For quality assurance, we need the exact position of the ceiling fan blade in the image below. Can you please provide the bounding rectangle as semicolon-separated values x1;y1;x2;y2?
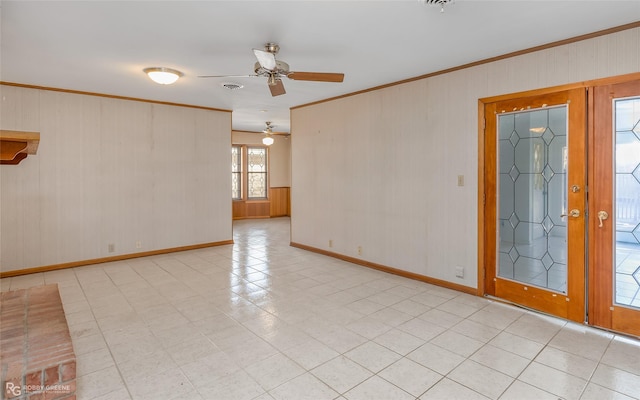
287;71;344;82
269;79;286;97
253;49;277;71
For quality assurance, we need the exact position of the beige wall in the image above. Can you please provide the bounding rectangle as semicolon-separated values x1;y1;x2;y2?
1;86;232;272
232;131;291;187
290;27;640;289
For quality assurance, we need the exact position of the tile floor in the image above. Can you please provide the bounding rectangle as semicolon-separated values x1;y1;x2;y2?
1;217;639;400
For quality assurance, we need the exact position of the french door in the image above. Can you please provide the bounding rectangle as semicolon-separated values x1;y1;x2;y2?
482;88;587;322
482;74;640;336
589;80;640;336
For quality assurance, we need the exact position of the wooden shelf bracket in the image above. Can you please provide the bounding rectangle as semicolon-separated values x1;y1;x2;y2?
1;130;40;165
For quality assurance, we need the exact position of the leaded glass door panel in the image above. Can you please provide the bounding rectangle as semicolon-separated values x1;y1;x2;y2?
498;106;569;292
483;88;586;322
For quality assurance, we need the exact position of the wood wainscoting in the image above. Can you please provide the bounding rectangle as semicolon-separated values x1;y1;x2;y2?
232;187;290;220
270;187;291;217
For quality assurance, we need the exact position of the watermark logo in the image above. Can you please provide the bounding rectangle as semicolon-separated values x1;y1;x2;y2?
5;382;21;397
5;382;72;397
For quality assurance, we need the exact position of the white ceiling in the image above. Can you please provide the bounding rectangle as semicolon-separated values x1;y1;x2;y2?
2;1;639;133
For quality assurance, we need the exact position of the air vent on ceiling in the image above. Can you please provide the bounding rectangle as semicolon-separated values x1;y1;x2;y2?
420;0;453;5
222;83;244;90
420;0;454;12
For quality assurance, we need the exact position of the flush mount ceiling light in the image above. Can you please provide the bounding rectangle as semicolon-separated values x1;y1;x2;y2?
143;67;183;85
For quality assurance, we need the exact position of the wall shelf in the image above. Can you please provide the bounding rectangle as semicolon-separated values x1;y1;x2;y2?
0;130;40;165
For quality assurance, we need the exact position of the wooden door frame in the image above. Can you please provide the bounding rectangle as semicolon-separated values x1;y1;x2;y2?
477;73;640;322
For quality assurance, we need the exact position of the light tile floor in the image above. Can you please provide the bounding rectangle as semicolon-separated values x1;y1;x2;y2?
2;217;640;400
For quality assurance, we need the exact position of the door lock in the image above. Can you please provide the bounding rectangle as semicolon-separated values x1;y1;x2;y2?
597;210;609;227
560;209;580;218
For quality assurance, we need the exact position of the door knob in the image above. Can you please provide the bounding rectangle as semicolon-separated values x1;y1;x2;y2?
597;210;609;227
560;209;580;218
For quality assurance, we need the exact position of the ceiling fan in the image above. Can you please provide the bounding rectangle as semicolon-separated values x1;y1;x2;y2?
261;121;291;145
199;42;345;97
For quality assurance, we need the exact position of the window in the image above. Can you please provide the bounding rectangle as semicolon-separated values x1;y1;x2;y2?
247;147;267;199
231;145;268;200
231;145;242;200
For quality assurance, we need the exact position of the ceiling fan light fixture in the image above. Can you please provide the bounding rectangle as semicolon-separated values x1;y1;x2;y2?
201;42;344;97
263;121;275;145
144;67;183;85
262;136;274;146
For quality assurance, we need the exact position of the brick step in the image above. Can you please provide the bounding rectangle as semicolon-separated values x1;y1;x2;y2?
1;284;76;399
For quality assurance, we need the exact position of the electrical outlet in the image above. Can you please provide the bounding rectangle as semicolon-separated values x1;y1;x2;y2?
108;243;115;253
455;266;464;278
357;246;362;256
457;175;465;187
329;239;333;248
136;241;142;249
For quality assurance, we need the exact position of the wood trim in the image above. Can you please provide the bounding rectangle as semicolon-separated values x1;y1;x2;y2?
480;72;640;104
566;87;588;323
233;130;290;136
0;82;232;113
293;22;640;110
587;83;603;327
290;242;478;296
481;101;498;296
477;99;486;296
0;240;233;278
